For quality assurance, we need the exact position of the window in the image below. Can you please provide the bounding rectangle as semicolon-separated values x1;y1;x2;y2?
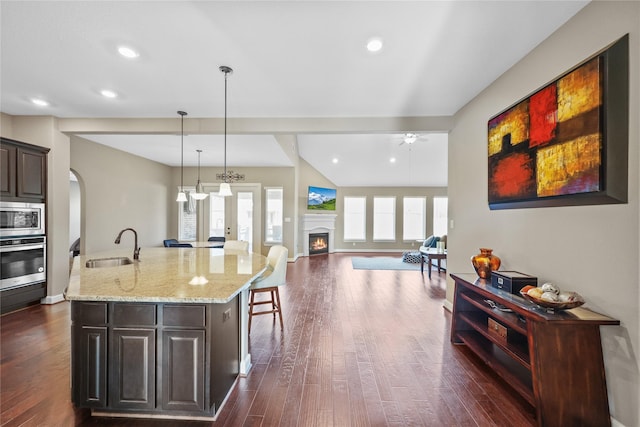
236;191;254;251
343;196;366;241
265;188;283;243
179;190;197;241
373;196;395;241
209;194;225;239
403;197;426;241
433;197;448;237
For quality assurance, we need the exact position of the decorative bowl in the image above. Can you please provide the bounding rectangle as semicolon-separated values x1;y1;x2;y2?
519;290;585;310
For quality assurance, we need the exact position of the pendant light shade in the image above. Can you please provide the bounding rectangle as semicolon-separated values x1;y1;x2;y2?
176;191;188;202
176;110;188;202
219;182;232;197
219;65;233;197
191;149;208;200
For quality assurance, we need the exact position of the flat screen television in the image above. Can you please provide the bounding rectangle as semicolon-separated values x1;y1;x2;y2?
307;186;336;211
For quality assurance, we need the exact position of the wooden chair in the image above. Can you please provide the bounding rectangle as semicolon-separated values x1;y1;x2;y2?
223;240;249;252
248;245;288;332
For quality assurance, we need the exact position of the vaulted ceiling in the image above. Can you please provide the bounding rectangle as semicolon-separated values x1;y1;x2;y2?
0;1;588;186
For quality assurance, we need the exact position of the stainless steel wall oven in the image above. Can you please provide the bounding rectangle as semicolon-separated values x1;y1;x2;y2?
0;236;46;290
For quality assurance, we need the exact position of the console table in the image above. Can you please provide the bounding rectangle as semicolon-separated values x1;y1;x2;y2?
450;273;619;427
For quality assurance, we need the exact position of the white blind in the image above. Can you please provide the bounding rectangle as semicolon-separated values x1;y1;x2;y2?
343;196;366;240
403;197;426;240
265;188;283;243
433;197;448;237
373;196;395;241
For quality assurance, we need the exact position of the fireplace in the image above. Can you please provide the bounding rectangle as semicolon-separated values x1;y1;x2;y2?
309;233;329;255
301;213;336;257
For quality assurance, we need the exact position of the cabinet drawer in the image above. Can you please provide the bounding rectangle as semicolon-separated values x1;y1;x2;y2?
163;305;206;327
488;318;507;341
72;302;108;325
113;303;156;326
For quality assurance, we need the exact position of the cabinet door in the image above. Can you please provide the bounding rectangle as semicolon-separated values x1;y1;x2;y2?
72;326;107;408
162;329;205;412
17;148;46;200
109;328;156;410
211;298;239;410
0;144;16;197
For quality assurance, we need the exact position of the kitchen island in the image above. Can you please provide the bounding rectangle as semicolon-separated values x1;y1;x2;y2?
66;247;268;421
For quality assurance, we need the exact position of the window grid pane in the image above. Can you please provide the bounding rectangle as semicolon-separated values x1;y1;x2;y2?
209;194;225;238
265;188;283;243
179;191;197;241
373;197;395;241
403;197;426;240
237;192;254;251
344;197;366;241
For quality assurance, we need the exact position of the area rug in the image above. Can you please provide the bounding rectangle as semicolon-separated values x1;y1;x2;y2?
351;256;421;271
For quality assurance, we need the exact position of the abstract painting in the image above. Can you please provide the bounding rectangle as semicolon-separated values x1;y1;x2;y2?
488;34;629;209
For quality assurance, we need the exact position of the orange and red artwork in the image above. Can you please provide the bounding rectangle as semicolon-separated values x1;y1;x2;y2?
488;56;603;207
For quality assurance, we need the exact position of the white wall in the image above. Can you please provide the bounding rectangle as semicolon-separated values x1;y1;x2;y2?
69;178;80;248
447;2;639;425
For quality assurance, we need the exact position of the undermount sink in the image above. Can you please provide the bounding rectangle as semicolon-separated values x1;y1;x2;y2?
85;257;133;268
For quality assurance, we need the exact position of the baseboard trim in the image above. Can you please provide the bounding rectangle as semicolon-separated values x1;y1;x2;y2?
240;353;252;376
611;417;625;427
41;294;65;305
333;249;405;254
443;300;453;312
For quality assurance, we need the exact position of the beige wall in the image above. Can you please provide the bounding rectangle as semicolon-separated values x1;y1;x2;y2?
70;135;172;254
297;158;448;253
334;186;447;252
447;2;639;425
168;164;297;258
0;114;70;300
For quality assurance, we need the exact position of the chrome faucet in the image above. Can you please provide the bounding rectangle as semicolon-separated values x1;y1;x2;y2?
114;228;140;260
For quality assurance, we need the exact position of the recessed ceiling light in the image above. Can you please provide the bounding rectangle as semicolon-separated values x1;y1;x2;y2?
118;46;139;59
366;38;383;53
100;89;118;98
31;98;49;107
390;157;396;163
332;158;339;164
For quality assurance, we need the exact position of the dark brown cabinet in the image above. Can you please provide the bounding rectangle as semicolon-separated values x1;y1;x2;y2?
71;299;240;419
450;273;619;427
0;137;48;201
162;329;205;411
74;326;108;408
110;328;156;410
71;302;109;408
0;143;16;197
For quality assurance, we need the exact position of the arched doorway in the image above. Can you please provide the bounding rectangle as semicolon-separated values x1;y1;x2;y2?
69;170;81;269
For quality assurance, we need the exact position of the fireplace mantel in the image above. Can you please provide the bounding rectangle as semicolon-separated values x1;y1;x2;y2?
302;214;337;256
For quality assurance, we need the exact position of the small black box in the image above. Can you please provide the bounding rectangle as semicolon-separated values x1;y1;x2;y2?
491;271;537;295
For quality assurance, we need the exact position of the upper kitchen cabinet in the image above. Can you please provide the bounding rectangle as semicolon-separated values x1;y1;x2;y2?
0;137;49;202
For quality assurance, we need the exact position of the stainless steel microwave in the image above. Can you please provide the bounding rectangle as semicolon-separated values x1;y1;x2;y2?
0;201;45;238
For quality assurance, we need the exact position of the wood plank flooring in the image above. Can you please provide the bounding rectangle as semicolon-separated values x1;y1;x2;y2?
1;253;536;426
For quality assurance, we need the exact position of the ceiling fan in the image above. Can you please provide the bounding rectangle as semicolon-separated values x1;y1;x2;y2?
397;133;429;146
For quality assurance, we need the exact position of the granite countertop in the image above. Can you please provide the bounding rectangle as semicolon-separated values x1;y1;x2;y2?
66;247;268;303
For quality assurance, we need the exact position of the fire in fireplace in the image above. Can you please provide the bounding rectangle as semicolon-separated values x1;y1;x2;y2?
309;232;329;255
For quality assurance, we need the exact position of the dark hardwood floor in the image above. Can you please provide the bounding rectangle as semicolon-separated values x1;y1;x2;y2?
1;253;536;426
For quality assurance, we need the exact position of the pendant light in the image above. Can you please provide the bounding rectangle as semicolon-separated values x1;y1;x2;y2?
191;149;208;200
176;110;188;202
218;65;233;197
